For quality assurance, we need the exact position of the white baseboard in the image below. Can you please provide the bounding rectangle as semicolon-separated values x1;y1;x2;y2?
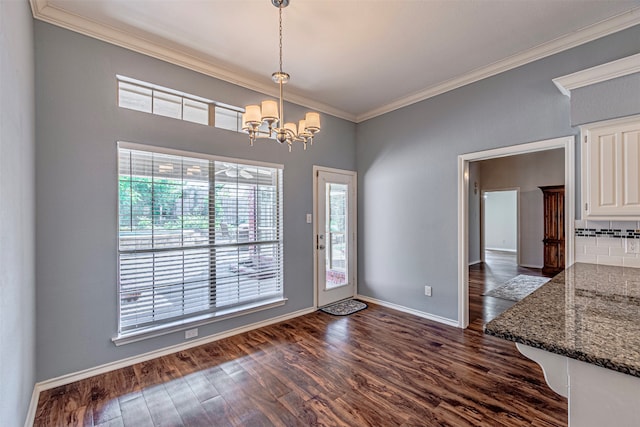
468;259;482;266
485;247;517;253
34;307;315;393
519;263;544;269
356;295;459;328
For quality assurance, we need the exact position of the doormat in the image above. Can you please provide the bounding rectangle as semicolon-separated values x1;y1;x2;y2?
320;299;368;316
482;275;550;302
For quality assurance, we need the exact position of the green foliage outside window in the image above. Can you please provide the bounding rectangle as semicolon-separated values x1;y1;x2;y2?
118;176;223;232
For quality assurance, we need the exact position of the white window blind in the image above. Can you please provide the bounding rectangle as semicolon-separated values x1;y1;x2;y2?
117;144;283;336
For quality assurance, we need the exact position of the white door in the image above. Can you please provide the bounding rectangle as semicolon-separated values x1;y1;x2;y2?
315;168;356;307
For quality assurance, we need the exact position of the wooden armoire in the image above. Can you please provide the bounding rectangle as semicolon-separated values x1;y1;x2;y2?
539;185;565;276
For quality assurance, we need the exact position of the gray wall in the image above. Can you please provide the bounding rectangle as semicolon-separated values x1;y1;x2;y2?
0;1;36;424
356;25;640;321
35;21;356;381
478;149;565;268
571;72;640;126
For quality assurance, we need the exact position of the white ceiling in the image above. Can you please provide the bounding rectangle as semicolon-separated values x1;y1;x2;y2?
31;0;640;122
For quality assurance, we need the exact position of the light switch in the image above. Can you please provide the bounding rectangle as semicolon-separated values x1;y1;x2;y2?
306;214;312;223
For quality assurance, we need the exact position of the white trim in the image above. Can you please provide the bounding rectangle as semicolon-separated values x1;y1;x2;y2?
553;53;640;97
519;263;545;269
28;0;356;122
23;385;40;427
117;141;283;170
457;136;576;329
313;166;358;308
112;298;287;346
579;112;640;130
312;168;319;309
468;259;482;266
34;307;315;393
356;8;640;122
458;155;470;328
312;165;359;176
485;247;517;253
29;0;639;123
356;295;459;328
565;137;577;269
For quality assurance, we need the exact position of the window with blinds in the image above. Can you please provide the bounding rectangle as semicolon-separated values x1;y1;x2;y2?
117;143;284;337
117;76;249;132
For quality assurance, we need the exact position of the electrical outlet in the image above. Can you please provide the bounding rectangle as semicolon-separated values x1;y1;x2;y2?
185;328;198;339
424;285;432;297
626;238;640;254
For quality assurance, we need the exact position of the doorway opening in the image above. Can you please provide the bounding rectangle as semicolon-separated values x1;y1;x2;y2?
483;189;519;266
457;136;575;328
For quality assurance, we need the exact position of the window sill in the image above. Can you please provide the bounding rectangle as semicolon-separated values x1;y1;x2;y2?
112;297;287;346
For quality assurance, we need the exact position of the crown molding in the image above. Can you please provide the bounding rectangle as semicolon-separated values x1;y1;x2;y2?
30;1;639;124
356;7;640;122
553;52;640;96
28;0;357;122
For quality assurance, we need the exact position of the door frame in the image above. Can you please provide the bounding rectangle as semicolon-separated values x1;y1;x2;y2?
313;165;358;308
457;136;575;328
481;188;520;265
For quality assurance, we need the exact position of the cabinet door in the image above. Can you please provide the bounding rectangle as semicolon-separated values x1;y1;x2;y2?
543;192;561;240
622;129;640;211
584;118;640;218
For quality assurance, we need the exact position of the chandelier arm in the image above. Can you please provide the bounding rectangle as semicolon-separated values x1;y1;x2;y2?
253;130;274;139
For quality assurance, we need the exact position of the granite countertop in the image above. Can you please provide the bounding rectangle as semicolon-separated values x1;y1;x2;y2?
484;263;640;377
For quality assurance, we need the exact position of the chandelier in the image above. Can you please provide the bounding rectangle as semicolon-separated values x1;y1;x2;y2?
242;0;321;152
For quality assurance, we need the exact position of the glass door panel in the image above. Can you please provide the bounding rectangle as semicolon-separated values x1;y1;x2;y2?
326;183;348;289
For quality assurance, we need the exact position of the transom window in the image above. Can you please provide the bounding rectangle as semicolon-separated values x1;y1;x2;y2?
117;76;244;132
117;76;276;138
116;142;284;340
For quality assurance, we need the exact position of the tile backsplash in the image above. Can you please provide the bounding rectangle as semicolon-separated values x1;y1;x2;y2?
575;220;640;267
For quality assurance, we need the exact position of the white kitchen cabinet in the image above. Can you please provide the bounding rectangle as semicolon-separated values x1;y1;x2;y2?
581;115;640;219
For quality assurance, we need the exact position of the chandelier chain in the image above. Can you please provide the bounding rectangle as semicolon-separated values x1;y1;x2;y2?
278;6;283;73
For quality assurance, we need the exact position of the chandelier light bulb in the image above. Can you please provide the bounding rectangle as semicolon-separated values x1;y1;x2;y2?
244;105;262;125
284;122;297;135
261;100;279;122
304;112;321;132
298;119;308;136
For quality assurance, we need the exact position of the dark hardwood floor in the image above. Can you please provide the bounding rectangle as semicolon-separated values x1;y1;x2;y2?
35;255;566;426
469;250;545;325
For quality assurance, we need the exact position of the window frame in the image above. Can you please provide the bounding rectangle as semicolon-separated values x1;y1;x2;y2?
113;141;286;346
